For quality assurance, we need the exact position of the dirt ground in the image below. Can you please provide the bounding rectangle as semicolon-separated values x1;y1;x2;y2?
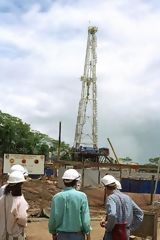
21;177;160;239
1;161;160;239
26;217;160;240
21;176;160;217
26;219;104;240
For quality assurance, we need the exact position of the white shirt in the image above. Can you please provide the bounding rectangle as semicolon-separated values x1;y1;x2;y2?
0;194;29;239
0;184;7;197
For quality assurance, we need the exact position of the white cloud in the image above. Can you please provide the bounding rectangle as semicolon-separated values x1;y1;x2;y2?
0;0;160;163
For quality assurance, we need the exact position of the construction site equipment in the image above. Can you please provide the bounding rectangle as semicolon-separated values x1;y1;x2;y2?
107;138;119;164
72;26;111;163
133;211;158;239
72;146;99;162
74;26;98;150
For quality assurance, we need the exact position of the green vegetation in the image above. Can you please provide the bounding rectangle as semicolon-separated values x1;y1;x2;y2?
119;157;133;163
148;157;160;165
0;110;70;160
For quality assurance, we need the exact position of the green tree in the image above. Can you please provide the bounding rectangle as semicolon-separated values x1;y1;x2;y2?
148;157;160;165
0;110;70;160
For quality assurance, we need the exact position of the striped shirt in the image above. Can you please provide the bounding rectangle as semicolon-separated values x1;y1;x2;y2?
104;190;143;240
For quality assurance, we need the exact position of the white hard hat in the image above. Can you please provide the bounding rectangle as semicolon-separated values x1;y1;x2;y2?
10;164;28;177
62;169;81;181
101;175;116;186
115;180;122;190
7;171;26;184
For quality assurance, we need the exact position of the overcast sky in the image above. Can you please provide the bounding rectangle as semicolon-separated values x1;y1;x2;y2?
0;0;160;163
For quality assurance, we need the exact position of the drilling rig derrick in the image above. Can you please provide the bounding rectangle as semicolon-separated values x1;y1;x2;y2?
71;27;117;163
73;26;99;161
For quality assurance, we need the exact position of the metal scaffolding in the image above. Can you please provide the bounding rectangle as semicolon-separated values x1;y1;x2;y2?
74;26;98;149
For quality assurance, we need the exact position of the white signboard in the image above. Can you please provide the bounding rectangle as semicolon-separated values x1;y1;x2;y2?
3;153;45;174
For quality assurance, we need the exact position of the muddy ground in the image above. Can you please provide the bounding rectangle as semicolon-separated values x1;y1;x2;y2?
1;163;160;239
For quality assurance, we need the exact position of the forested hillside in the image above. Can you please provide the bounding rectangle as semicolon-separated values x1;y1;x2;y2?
0;111;70;160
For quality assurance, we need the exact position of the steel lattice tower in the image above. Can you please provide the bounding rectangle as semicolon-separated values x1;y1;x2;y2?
74;26;98;149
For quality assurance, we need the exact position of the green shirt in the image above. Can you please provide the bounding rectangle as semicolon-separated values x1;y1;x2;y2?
48;187;91;234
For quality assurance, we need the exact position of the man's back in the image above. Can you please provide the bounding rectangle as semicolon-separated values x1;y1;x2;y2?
106;190;143;232
49;187;91;234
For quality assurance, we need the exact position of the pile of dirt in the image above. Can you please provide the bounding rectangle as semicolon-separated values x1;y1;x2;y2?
23;177;59;217
22;177;160;217
23;178;105;217
1;159;160;217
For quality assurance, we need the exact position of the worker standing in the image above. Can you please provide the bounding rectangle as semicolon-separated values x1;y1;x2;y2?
103;174;122;205
48;169;91;240
0;164;28;198
100;175;143;240
0;170;29;240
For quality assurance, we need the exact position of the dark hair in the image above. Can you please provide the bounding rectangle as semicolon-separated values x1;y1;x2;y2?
4;182;23;196
106;183;117;190
63;179;77;187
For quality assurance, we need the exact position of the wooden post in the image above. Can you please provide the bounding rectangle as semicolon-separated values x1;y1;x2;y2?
57;121;61;161
107;138;119;163
40;175;45;215
153;158;160;199
103;187;107;206
97;155;101;184
150;175;155;205
82;155;85;187
119;165;122;180
1;156;4;186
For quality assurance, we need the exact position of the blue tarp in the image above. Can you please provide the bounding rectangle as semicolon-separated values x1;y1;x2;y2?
121;178;160;193
44;167;54;176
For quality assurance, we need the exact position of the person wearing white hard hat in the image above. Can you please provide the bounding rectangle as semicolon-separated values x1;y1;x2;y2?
103;174;122;205
0;171;29;240
100;175;143;240
48;169;91;240
115;179;122;190
0;164;29;198
10;164;28;177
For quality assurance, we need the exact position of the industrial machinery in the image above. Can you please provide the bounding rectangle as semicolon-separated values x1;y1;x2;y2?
72;26;110;162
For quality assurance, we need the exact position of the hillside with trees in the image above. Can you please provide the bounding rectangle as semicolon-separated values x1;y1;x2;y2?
0;111;70;160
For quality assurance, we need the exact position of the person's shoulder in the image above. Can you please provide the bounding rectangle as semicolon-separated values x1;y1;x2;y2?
121;192;131;199
53;191;64;200
115;190;129;198
118;192;133;203
1;184;7;188
0;184;7;190
76;190;87;197
107;193;116;201
108;190;128;201
19;195;29;208
0;194;5;202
